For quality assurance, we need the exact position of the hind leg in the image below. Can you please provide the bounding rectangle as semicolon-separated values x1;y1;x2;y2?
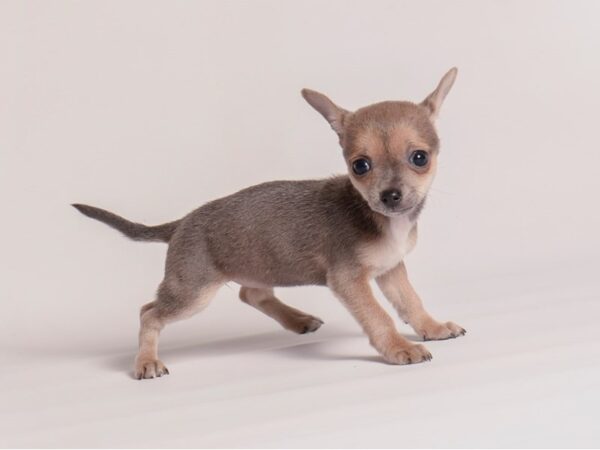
239;286;324;334
135;279;223;379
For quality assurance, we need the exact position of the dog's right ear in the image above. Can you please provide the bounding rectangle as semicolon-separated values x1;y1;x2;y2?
301;89;350;138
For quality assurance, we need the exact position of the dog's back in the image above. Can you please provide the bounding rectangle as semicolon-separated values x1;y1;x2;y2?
169;176;382;287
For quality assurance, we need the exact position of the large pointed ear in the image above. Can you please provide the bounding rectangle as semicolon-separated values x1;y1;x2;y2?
421;67;458;120
301;88;350;137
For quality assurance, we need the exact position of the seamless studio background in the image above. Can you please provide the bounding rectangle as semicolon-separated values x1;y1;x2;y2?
1;0;600;447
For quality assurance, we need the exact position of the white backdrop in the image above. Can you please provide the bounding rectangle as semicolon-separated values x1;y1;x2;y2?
1;1;600;447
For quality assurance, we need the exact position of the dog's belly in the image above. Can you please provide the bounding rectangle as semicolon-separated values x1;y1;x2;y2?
230;271;327;288
225;254;329;288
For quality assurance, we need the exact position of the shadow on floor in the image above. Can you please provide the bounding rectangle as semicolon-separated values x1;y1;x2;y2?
11;324;421;378
104;325;421;378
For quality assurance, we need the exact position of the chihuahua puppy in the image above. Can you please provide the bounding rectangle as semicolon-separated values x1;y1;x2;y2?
74;68;464;379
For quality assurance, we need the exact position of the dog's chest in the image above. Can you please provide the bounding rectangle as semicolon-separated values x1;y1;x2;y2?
359;217;416;277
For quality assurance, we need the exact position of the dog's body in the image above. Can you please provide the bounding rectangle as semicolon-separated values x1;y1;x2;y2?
74;68;465;379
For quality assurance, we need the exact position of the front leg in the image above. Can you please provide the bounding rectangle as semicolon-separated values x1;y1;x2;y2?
328;269;431;364
376;262;466;341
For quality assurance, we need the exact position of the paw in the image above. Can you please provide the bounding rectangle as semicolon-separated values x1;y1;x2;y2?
381;342;432;365
419;320;466;341
134;358;169;380
284;314;324;334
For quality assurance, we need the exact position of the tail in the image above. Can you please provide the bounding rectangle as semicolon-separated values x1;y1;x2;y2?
72;203;180;243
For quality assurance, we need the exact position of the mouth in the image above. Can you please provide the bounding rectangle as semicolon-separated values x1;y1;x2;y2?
369;203;415;218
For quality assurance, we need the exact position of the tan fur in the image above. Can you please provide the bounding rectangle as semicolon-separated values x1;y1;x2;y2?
239;286;324;334
134;282;222;379
328;267;432;364
421;67;458;120
376;262;465;340
343;118;439;217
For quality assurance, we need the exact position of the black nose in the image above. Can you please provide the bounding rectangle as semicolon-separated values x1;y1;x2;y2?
380;189;402;206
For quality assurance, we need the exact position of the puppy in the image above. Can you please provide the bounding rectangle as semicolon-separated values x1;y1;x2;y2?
74;68;465;379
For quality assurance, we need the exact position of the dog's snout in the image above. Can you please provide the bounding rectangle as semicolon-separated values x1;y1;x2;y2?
380;189;402;207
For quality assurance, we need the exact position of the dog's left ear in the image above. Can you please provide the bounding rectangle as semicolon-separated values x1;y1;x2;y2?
421;67;458;120
301;89;350;138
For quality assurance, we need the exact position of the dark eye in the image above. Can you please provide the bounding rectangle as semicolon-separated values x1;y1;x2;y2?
352;158;371;175
410;150;429;168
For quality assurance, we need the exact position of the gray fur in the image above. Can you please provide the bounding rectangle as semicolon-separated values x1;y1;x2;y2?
74;177;389;287
72;203;179;243
173;176;383;287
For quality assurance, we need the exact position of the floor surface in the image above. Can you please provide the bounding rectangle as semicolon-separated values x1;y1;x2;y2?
2;261;599;448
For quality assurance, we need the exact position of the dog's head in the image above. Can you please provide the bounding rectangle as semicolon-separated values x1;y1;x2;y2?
302;68;457;218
